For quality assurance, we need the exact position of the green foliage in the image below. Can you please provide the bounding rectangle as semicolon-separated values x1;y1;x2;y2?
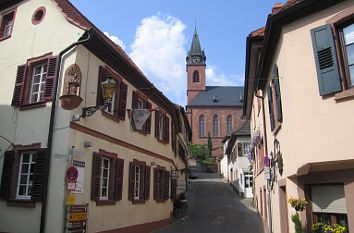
188;144;207;162
312;223;348;233
204;132;214;165
291;213;304;233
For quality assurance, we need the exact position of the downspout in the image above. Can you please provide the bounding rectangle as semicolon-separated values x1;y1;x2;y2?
40;30;91;233
255;91;273;233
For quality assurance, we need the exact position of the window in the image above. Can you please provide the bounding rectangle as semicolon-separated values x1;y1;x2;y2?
213;115;219;137
132;90;151;133
0;144;47;203
155;110;169;143
91;150;124;204
227;115;232;134
128;160;150;202
342;23;354;87
193;70;199;83
153;167;169;201
199;115;205;137
97;66;128;121
31;7;46;25
11;54;59;107
0;9;16;40
243;143;250;156
267;64;282;132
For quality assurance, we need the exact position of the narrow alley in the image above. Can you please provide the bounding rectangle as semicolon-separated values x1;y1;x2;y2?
154;173;264;233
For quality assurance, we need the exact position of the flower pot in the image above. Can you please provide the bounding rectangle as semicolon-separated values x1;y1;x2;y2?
60;94;83;110
295;206;304;211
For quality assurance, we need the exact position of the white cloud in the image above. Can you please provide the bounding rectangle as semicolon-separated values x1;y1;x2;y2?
104;32;126;50
129;13;187;105
206;66;244;86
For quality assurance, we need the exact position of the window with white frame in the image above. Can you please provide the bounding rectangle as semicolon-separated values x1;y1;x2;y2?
243;143;250;156
100;158;110;199
134;164;141;200
30;63;47;103
16;152;35;200
0;10;16;39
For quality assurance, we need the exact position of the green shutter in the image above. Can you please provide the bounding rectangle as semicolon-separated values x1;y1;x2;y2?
267;85;275;131
311;24;342;96
273;64;283;122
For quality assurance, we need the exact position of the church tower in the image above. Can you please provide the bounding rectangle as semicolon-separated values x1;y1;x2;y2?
186;27;206;105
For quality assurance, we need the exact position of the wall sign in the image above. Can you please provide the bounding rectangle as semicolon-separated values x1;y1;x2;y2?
66;166;79;182
72;160;85;193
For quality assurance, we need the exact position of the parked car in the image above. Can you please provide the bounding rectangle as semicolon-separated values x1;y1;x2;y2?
189;168;198;179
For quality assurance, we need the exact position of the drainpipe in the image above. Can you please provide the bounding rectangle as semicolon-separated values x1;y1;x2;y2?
255;91;272;233
40;30;91;233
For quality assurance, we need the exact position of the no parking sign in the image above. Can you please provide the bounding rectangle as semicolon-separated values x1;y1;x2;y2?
66;166;79;182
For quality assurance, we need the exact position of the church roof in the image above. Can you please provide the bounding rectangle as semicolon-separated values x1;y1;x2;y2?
186;27;206;65
188;86;244;107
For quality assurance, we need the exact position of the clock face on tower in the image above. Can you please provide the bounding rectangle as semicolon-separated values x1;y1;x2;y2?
192;56;201;64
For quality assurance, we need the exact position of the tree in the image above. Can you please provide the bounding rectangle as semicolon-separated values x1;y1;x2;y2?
204;132;214;165
188;144;207;162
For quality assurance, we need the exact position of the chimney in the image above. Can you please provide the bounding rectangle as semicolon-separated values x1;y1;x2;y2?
272;2;283;14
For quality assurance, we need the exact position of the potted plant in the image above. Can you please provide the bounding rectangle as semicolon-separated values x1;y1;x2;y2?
312;223;348;233
288;196;309;211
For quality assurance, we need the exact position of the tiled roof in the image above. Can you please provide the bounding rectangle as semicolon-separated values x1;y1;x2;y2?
250;27;265;37
188;86;244;107
234;120;250;136
271;0;303;15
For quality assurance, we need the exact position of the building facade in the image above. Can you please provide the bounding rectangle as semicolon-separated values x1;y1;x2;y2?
186;29;244;168
244;1;354;232
0;1;191;233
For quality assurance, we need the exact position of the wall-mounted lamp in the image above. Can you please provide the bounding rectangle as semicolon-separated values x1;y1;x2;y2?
82;77;117;118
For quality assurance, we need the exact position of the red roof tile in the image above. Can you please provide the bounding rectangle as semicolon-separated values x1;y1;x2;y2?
250;27;265;37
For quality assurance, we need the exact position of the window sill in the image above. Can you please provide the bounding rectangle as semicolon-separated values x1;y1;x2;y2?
0;35;11;42
19;101;47;110
334;88;354;101
7;199;36;207
155;199;167;203
132;199;145;204
101;110;120;123
95;199;115;206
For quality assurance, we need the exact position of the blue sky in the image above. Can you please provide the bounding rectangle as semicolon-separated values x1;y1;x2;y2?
70;0;283;105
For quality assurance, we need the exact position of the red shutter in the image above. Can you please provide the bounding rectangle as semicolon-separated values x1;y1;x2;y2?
32;149;48;201
139;164;145;201
145;102;152;134
153;168;158;200
11;65;27;106
237;142;242;157
164;171;170;200
155;111;160;139
118;82;128;120
108;158;116;201
91;153;101;201
44;56;59;101
0;151;15;199
115;158;124;201
145;166;151;200
128;162;135;201
164;116;170;143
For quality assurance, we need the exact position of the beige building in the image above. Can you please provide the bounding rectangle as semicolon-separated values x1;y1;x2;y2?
244;1;354;233
0;0;191;233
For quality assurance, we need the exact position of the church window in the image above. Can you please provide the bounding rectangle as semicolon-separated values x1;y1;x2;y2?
213;115;219;137
227;115;232;134
193;70;199;83
199;115;205;137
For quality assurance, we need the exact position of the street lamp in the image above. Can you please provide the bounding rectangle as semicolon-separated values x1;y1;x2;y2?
82;77;117;118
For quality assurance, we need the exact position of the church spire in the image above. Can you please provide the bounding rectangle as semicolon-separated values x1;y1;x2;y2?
186;25;206;65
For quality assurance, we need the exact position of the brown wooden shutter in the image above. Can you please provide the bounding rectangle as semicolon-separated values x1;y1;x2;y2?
164;116;170;143
44;56;59;101
118;82;128;120
237;142;242;157
0;151;15;199
171;179;177;200
139;165;145;201
128;162;135;201
155;111;160;139
132;91;138;109
171;121;176;153
115;158;124;201
11;65;27;106
145;166;151;200
164;171;170;200
91;153;101;201
145;102;152;134
113;81;121;118
32;149;48;201
108;158;116;201
153;168;158;200
96;67;106;106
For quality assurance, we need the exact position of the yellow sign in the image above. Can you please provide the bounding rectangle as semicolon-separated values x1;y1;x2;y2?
68;213;88;221
65;194;75;205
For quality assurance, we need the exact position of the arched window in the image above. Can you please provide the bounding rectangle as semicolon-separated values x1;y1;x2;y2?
213;115;219;137
193;70;199;83
227;115;232;134
199;115;205;137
